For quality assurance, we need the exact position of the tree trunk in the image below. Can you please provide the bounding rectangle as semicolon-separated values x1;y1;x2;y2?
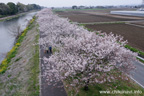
84;79;89;91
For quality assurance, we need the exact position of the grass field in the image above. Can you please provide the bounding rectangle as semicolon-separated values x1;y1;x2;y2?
64;78;144;96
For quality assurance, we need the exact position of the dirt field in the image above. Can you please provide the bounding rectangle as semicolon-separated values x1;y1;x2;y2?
55;9;144;52
85;23;144;52
130;22;144;26
55;9;144;23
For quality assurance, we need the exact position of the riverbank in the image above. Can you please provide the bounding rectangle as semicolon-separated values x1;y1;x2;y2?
0;17;40;95
0;10;38;22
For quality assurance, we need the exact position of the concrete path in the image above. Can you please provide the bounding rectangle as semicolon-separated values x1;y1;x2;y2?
39;33;67;96
130;61;144;88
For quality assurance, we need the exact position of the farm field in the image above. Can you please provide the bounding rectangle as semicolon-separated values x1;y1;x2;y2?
130;22;144;26
85;23;144;52
55;9;144;52
56;9;144;23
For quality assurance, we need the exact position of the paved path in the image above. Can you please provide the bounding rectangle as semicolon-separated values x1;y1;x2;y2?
130;61;144;88
40;33;67;96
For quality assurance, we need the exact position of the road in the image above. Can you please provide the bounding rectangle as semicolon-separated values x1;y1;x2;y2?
130;61;144;88
39;33;67;96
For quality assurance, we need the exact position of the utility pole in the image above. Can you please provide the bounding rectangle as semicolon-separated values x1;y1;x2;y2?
141;0;144;10
142;0;144;7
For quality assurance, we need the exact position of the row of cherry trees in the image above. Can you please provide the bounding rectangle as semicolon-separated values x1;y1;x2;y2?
37;9;137;91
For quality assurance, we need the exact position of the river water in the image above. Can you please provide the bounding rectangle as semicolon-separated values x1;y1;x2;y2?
0;12;36;63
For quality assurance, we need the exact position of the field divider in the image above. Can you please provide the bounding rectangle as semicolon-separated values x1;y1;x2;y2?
78;21;125;25
126;23;144;28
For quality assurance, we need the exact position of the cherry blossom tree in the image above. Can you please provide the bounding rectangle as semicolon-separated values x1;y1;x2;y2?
37;9;137;92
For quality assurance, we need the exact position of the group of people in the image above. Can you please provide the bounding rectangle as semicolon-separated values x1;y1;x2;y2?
45;46;52;54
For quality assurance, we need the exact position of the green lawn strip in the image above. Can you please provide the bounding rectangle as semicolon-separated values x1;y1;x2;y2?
14;57;22;62
125;45;144;64
27;26;40;96
64;74;144;96
79;22;125;25
136;57;144;64
53;8;107;12
0;16;36;74
125;45;144;57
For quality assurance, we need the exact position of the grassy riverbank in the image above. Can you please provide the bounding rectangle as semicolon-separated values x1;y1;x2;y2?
0;10;38;22
0;13;25;22
0;17;40;96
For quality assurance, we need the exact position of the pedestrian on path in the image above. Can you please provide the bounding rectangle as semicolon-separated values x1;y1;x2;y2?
49;46;52;54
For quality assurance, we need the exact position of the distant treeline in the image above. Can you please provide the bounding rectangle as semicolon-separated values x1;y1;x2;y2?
0;2;41;16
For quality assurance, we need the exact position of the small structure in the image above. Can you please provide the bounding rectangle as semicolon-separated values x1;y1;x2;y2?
139;0;144;11
110;0;144;17
110;11;144;17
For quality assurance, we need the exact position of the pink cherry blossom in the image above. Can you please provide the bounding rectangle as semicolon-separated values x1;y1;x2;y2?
37;9;137;89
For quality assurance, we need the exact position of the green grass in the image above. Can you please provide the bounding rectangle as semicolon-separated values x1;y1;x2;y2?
65;79;144;96
0;15;6;18
27;26;40;96
53;8;106;12
15;57;22;62
93;22;125;25
52;47;60;53
63;70;144;96
125;45;144;57
79;22;125;26
137;57;144;64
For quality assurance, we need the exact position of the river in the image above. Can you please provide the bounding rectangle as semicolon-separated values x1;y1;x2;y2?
0;12;36;63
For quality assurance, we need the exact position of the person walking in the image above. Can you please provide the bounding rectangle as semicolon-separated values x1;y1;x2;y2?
49;46;52;54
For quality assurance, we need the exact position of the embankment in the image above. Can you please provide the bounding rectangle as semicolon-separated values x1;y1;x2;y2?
0;17;40;96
